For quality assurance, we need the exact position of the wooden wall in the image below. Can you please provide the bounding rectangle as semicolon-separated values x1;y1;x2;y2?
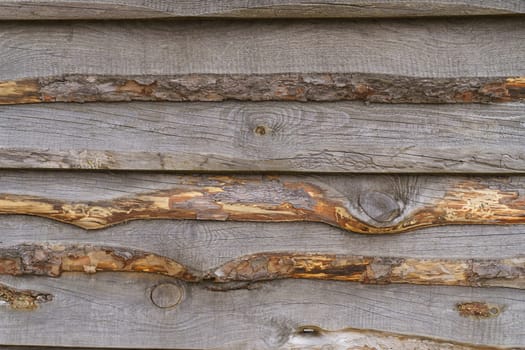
0;1;524;349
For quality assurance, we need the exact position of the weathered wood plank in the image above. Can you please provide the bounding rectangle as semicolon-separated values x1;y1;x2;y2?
0;0;523;20
1;172;524;234
1;102;524;173
2;74;524;104
1;243;522;289
0;274;522;348
0;18;523;82
2;216;524;269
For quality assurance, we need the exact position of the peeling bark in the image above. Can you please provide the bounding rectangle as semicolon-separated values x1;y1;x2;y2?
0;282;52;310
456;302;502;319
286;326;519;350
0;244;522;289
210;253;525;289
0;74;523;105
0;244;198;281
0;176;524;234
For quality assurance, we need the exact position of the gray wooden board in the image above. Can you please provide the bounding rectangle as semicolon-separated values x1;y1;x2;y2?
0;274;523;348
0;17;524;80
1;102;525;173
3;170;525;231
0;215;524;272
0;0;523;20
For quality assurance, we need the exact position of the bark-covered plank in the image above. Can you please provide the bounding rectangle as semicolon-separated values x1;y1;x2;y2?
1;102;524;173
0;171;525;234
0;18;523;83
0;0;523;20
0;243;522;289
1;74;524;104
0;274;522;348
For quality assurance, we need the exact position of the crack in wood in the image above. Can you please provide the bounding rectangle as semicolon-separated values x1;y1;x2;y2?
0;74;523;105
0;176;524;234
0;244;522;289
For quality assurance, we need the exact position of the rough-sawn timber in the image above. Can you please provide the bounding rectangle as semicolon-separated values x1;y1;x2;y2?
2;101;524;173
1;174;524;233
0;243;522;289
0;0;524;20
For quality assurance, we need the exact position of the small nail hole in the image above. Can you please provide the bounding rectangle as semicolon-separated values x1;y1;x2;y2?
298;326;320;336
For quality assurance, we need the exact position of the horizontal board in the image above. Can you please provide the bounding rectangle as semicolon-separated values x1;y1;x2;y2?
0;242;522;289
0;274;523;348
1;102;525;172
1;216;524;268
0;18;524;82
2;74;524;104
1;171;525;234
0;0;523;20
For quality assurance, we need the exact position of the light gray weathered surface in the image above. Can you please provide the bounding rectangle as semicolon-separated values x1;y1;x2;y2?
1;102;524;173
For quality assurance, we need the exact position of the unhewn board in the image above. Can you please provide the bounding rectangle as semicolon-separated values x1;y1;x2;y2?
0;18;524;81
2;75;524;105
0;0;523;20
0;274;523;348
1;102;524;172
1;171;525;234
1;243;522;289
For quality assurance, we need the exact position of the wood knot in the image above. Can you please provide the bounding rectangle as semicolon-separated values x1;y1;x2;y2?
150;283;183;309
358;191;402;223
254;125;268;136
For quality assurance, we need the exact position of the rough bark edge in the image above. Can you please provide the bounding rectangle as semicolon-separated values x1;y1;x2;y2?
0;1;523;20
1;74;523;105
0;176;524;234
0;282;52;310
0;244;523;289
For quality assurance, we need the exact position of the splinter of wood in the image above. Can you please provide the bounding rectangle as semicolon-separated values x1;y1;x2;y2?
0;175;524;234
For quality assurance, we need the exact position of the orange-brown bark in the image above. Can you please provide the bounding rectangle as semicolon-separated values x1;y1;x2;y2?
0;176;524;234
0;74;523;105
0;282;52;310
0;244;522;289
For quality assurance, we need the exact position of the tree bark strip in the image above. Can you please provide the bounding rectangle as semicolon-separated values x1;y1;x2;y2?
1;74;524;105
0;244;523;289
1;175;524;233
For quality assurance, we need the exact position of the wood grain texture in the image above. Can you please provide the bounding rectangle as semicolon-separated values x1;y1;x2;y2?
0;243;522;289
0;0;523;20
1;18;524;81
1;215;524;269
2;74;524;105
1;172;524;234
0;274;523;348
1;102;524;173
